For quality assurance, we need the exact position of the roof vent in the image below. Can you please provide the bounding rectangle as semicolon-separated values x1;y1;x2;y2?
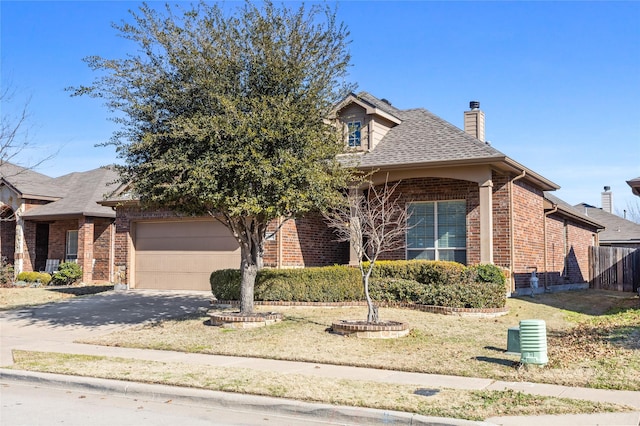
469;101;480;110
381;98;392;106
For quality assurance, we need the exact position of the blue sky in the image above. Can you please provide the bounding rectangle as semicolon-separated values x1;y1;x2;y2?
2;1;639;214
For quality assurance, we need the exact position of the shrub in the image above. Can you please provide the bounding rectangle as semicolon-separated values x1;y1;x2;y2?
210;269;242;300
369;260;467;286
51;262;83;286
468;263;506;286
0;258;14;288
15;271;52;286
256;266;362;302
211;266;362;302
209;261;506;308
369;277;424;303
370;260;505;308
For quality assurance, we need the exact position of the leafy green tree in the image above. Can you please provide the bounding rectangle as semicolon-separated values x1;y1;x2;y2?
72;1;354;314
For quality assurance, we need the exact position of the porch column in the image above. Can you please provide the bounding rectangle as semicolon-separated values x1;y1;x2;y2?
479;179;494;264
78;217;94;282
13;208;25;274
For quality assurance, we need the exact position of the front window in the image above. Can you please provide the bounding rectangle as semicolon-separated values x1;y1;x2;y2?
66;230;78;262
406;200;467;263
347;121;361;147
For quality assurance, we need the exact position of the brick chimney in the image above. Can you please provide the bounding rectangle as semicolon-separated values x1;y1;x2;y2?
601;186;613;213
464;101;485;142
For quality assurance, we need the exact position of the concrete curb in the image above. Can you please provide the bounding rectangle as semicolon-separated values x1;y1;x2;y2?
0;369;494;426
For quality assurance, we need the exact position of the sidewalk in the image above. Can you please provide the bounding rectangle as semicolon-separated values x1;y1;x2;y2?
1;291;639;425
2;341;639;426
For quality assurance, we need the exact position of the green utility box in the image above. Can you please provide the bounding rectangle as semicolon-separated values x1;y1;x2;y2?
519;319;548;365
506;326;520;354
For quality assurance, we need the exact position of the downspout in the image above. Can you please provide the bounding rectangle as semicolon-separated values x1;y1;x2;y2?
509;170;526;292
543;203;558;291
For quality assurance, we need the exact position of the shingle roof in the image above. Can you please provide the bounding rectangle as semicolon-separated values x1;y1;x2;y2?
359;107;505;168
544;193;604;229
0;162;62;200
1;162;119;219
574;203;640;243
22;167;119;219
344;92;559;191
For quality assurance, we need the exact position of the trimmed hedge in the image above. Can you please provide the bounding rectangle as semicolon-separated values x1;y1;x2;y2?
16;271;52;286
210;261;507;308
211;266;362;302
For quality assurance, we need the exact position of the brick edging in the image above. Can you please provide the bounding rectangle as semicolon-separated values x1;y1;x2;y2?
212;300;509;318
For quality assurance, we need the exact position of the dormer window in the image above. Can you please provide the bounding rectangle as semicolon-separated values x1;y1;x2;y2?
347;121;361;147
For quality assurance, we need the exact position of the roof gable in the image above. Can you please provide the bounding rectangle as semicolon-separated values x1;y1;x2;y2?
19;167;119;219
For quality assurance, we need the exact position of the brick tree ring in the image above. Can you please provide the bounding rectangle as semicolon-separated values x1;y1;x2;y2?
209;312;283;329
331;320;410;339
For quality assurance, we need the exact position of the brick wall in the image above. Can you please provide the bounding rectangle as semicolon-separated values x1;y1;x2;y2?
93;218;113;281
492;173;511;268
511;180;545;288
370;177;481;263
48;219;78;261
271;214;349;267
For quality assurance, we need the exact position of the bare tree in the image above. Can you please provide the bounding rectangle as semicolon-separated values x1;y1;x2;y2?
1;85;56;221
0;86;31;170
324;179;411;323
618;200;640;224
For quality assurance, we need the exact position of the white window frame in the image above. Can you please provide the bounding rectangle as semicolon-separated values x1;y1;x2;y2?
347;121;361;147
406;200;467;264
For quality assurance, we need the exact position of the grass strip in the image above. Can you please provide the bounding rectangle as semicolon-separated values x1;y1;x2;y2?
9;350;632;421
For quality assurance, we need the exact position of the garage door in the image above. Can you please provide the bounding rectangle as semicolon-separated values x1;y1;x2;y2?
134;220;240;291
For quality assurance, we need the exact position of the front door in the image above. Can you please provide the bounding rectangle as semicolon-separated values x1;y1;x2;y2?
35;223;49;272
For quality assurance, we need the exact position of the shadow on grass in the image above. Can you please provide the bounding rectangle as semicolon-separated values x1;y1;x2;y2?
511;289;639;316
474;356;518;367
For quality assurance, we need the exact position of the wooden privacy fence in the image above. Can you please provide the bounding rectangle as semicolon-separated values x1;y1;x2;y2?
589;246;640;292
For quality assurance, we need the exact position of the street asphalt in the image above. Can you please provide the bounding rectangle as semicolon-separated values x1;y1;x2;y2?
1;289;638;426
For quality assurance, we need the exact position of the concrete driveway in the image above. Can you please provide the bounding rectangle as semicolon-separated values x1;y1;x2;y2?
0;290;212;366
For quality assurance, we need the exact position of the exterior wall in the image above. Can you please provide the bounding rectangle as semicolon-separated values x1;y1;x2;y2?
492;173;511;269
511;180;545;288
373;177;481;263
93;219;113;281
338;104;397;152
268;214;349;267
544;214;595;286
48;219;78;261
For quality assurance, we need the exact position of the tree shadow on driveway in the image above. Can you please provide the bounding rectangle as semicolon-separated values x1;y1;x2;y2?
0;290;211;330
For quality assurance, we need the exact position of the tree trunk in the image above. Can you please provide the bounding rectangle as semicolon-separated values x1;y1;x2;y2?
363;272;379;323
239;245;259;315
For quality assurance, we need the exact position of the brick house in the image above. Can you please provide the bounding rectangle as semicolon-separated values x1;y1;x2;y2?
104;92;604;292
0;163;118;283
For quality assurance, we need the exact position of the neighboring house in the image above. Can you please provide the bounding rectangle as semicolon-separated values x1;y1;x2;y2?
628;177;640;197
575;202;640;249
104;92;604;292
0;163;118;282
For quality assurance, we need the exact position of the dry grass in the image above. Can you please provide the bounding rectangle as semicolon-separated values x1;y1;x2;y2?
0;285;113;311
9;350;631;421
81;289;640;390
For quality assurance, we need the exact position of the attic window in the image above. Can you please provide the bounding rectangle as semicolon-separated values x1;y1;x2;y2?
347;121;361;147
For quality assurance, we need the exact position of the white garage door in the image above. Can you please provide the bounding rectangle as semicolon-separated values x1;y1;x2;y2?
134;220;240;291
